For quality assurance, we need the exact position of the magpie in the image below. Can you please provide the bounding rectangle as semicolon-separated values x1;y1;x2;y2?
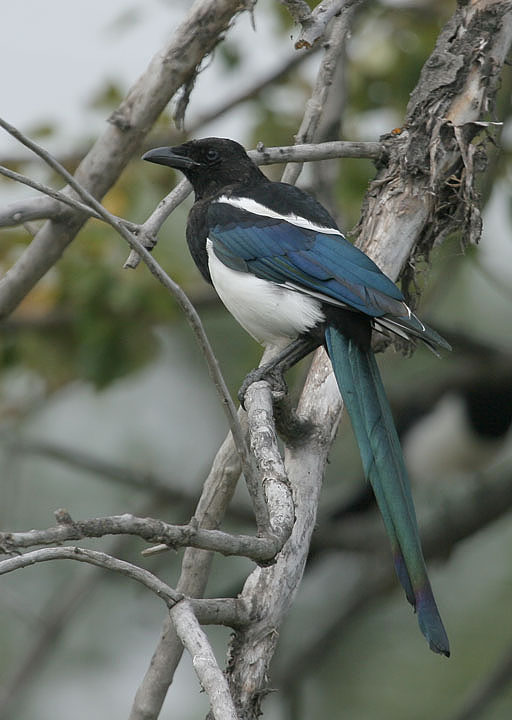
142;137;450;656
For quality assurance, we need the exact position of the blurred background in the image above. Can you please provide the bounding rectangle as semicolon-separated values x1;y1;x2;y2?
1;0;512;718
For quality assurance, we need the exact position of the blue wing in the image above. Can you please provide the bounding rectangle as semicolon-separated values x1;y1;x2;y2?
207;200;406;319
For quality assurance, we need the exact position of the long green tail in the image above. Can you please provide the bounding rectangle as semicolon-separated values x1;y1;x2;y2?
325;326;450;656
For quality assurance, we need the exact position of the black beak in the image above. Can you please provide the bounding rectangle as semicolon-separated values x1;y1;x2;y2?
142;146;201;169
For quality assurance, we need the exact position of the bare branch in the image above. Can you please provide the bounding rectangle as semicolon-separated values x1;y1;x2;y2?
0;163;138;232
129;421;245;720
356;0;512;279
292;0;356;50
253;139;382;163
282;6;360;184
171;600;239;720
244;381;294;545
278;0;312;25
0;512;283;564
0;0;248;321
136;383;294;557
0;195;60;228
226;350;342;718
0;546;183;605
0;545;250;632
123;177;191;268
0;118;254;492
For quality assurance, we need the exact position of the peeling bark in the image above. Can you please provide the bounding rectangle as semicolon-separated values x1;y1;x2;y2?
356;0;512;288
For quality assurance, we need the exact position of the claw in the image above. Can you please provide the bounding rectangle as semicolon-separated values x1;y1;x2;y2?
238;366;288;408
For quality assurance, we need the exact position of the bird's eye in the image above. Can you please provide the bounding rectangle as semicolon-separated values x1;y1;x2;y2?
206;148;219;163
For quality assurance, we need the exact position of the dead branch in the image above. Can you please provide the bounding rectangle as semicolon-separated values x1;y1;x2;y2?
0;0;247;320
0;511;283;564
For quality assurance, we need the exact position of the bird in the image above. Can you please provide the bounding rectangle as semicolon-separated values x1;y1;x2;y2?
142;137;450;656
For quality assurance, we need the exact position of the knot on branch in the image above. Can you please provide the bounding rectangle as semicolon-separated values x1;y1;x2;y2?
108;107;134;132
55;508;75;526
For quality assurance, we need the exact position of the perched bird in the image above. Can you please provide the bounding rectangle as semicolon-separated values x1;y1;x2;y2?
143;137;450;656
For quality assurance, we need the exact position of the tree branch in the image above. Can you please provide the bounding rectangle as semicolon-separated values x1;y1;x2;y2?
0;512;284;564
129;420;245;720
171;600;240;720
226;350;342;718
281;6;361;184
0;163;138;231
0;117;253;497
0;0;247;321
244;381;295;544
0;194;61;228
0;545;251;631
356;0;512;280
290;0;357;50
0;546;183;604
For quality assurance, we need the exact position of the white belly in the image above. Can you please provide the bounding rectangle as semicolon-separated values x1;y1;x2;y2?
207;240;324;350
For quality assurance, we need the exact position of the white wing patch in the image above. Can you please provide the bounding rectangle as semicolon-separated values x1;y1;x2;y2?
206;239;324;349
214;195;343;236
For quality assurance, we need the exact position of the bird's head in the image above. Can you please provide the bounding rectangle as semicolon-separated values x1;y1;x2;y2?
142;137;267;200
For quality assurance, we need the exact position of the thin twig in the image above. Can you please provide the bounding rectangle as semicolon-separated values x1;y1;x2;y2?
123;177;191;268
0;116;252;491
0;545;251;631
0;547;183;604
0;164;139;231
282;8;359;184
129;421;245;720
0;512;283;563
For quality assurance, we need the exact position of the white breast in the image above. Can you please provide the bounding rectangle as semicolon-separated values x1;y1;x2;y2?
207;239;324;350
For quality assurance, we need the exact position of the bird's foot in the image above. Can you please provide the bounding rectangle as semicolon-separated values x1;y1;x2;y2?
238;364;288;408
239;365;313;443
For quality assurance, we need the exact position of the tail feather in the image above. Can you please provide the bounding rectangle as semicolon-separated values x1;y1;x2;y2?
374;313;452;355
325;326;450;657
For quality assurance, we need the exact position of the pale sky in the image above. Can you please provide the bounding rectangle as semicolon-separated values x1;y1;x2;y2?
0;0;293;157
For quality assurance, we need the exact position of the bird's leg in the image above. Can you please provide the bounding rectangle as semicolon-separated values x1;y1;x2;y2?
238;336;320;408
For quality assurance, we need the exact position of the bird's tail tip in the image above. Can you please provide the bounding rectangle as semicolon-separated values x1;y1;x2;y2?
416;590;451;657
394;553;451;657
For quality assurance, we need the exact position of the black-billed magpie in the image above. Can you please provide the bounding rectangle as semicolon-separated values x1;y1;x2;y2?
143;137;450;656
